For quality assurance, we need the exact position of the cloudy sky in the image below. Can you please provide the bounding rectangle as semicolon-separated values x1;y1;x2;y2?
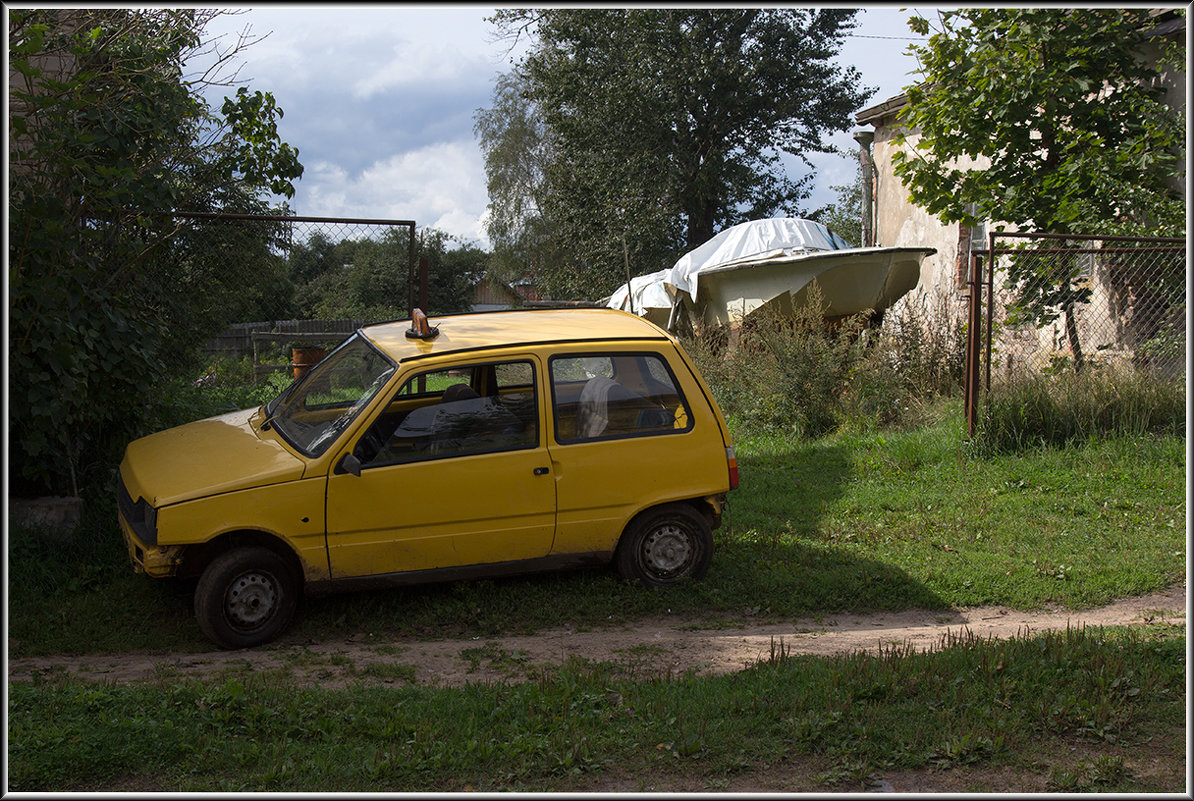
192;6;930;248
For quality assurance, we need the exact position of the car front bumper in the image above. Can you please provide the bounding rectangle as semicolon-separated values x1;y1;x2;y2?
119;515;184;578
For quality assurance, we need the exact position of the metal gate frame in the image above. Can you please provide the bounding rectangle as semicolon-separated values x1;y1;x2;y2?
168;211;420;318
962;230;1186;436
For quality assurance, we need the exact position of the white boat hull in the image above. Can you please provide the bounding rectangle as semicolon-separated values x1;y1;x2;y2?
691;246;934;326
603;219;936;331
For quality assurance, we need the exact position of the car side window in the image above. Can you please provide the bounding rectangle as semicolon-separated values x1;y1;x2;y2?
356;360;539;466
550;353;692;442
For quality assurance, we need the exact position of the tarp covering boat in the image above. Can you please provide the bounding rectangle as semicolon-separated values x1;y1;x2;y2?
606;218;935;329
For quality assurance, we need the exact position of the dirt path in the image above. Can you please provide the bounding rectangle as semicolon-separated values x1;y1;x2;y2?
9;586;1185;688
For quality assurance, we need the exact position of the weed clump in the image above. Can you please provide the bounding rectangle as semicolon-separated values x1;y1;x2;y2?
975;365;1186;451
686;285;965;439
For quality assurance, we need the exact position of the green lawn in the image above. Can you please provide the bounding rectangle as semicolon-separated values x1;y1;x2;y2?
8;403;1185;656
8;404;1186;792
8;625;1185;792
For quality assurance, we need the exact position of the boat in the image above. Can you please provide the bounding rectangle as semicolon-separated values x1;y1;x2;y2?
605;218;936;330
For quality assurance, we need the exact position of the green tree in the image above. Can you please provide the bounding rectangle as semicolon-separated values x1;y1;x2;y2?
818;158;864;248
156;211;296;328
288;230;340;286
294;228;476;321
418;230;486;316
473;72;560;288
297;231;408;321
893;8;1185;372
483;9;871;299
9;9;304;495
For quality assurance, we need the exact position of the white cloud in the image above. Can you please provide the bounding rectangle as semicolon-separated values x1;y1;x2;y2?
201;7;507;95
298;141;490;247
191;6;923;252
352;41;492;99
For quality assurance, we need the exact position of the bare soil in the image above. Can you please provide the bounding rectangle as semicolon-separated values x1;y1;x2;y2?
9;585;1185;689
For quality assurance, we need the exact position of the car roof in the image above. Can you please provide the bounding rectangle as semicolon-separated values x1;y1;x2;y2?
361;308;673;362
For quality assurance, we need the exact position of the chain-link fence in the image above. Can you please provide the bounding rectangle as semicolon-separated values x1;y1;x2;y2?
983;232;1186;383
165;210;416;326
159;212;416;374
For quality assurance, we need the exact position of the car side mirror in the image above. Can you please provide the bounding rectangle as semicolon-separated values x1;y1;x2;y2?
337;452;362;477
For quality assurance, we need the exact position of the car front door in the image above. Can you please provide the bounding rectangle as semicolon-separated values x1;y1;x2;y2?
324;358;556;579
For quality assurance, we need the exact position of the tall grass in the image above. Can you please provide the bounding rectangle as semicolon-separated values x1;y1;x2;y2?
976;366;1186;451
685;287;966;438
686;287;1182;451
872;292;968;401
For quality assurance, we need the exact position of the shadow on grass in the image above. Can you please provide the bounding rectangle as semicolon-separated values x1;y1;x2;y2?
289;440;949;641
10;441;947;656
731;438;852;537
713;439;949;614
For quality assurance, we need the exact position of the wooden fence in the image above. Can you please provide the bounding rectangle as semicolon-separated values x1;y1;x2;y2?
203;319;368;358
203;319;374;381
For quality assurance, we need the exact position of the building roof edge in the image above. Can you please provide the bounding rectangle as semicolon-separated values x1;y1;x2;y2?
854;92;910;126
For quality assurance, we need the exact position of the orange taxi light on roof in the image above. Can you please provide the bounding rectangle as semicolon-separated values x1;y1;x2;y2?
405;308;439;340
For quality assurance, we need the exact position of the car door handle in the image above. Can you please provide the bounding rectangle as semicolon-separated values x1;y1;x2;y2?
533;467;550;476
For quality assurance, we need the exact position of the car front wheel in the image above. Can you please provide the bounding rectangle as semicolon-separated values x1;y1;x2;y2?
194;547;298;649
616;503;713;587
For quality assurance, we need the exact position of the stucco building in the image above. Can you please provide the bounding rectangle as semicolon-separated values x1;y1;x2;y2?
850;10;1186;377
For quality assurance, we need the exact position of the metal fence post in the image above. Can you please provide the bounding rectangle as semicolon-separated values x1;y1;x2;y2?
964;253;983;437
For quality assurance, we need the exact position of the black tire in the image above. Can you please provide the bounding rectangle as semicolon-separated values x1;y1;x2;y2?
194;547;298;649
615;503;713;587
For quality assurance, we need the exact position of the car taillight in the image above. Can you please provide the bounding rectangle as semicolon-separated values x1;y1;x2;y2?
726;446;739;490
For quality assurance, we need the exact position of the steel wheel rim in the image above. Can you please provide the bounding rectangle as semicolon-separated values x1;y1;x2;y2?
225;571;278;630
641;523;694;577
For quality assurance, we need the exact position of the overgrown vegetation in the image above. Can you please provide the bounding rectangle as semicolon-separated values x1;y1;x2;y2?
8;625;1185;791
8;9;303;497
975;366;1186;452
688;287;966;438
684;282;1183;449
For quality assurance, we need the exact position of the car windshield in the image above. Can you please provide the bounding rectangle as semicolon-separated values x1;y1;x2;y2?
265;334;395;457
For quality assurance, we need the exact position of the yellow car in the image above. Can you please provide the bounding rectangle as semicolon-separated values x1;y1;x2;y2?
118;308;738;648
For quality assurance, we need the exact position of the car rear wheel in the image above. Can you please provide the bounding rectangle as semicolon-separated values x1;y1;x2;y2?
194;547;298;649
616;503;713;587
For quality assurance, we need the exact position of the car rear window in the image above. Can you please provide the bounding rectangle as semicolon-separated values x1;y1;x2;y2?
549;352;692;443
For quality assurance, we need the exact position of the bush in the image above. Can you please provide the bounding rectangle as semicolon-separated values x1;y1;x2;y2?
138;358;294;436
686;285;872;437
8;10;301;497
686;286;966;439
